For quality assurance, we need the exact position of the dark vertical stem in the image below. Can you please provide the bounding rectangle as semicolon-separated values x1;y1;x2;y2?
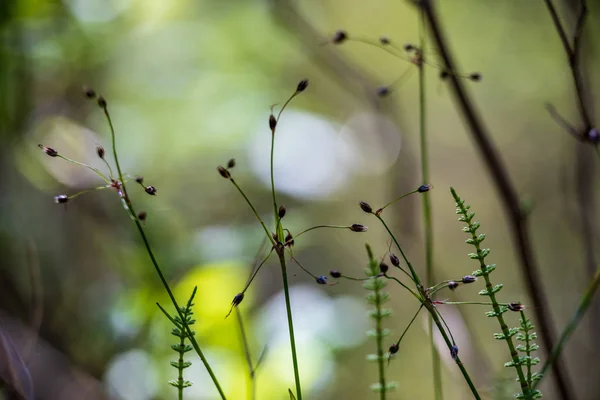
417;1;574;398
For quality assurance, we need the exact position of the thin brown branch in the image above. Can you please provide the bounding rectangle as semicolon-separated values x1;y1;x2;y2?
417;1;575;399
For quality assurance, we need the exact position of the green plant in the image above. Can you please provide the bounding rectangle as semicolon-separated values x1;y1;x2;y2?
363;244;396;398
157;287;198;400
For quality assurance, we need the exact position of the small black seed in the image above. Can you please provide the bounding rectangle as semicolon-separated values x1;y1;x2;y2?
96;145;105;159
448;281;459;291
332;30;347;44
389;253;400;267
379;36;390;45
316;276;328;285
349;224;368;232
97;96;107;108
462;275;477;284
330;270;342;278
269;114;277;131
54;194;69;204
138;211;147;221
39;144;58;157
296;79;309;92
418;184;433;193
231;293;245;307
469;73;482;82
359;201;373;214
379;262;389;273
278;205;287;219
389;343;399;354
135;176;144;184
145;185;157;195
376;87;390;97
227;158;236;169
83;87;96;99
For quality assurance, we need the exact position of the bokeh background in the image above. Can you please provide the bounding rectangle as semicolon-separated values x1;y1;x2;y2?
1;0;600;399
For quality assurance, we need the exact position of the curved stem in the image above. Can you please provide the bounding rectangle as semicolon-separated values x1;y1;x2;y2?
56;155;111;184
103;106;227;399
292;225;350;240
229;179;275;246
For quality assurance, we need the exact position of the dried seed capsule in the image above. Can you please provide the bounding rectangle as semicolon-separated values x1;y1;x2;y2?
586;128;599;143
359;201;373;214
450;345;459;359
227;158;236;169
96;145;105;159
278;205;287;219
316;276;328;285
83;87;96;98
144;185;157;195
508;302;525;312
439;70;450;80
349;224;367;232
376;87;390;97
462;275;477;284
389;343;399;354
138;211;147;221
379;36;390;45
404;43;415;52
97;96;107;108
468;73;482;82
330;270;341;278
285;232;294;246
135;176;144;184
448;281;459;291
389;253;400;267
217;166;231;179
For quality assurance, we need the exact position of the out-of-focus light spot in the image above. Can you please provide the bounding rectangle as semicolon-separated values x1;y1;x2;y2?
105;349;158;400
64;0;132;23
337;112;402;175
194;226;245;262
324;296;370;349
248;111;348;200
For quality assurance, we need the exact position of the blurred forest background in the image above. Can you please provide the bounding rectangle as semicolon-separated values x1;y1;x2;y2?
1;0;600;399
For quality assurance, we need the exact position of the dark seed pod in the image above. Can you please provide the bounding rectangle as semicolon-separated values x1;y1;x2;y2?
418;184;433;193
231;292;244;307
54;194;69;204
135;176;144;184
376;87;390;97
278;205;287;219
379;36;390;45
217;166;231;179
349;224;367;232
331;30;347;44
468;73;482;82
586;128;599;143
138;211;147;221
316;276;328;285
508;302;525;312
389;343;399;354
330;270;341;278
404;43;415;52
38;144;58;157
389;253;400;267
144;185;157;195
97;96;107;108
227;158;236;169
296;79;309;92
269;114;277;131
359;201;373;214
450;345;459;359
379;262;389;273
462;275;477;284
83;87;96;98
96;145;105;159
448;281;459;291
439;70;450;80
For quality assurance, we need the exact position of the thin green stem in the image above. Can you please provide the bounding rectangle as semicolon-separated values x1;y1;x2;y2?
393;305;423;348
418;11;441;399
532;265;600;390
438;301;511;306
292;225;351;240
236;308;256;400
377;190;419;213
229;179;275;246
242;248;275;293
375;215;420;284
277;250;302;400
56;154;111;184
102;106;227;399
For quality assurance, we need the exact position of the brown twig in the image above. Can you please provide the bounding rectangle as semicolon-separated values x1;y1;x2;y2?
417;1;574;398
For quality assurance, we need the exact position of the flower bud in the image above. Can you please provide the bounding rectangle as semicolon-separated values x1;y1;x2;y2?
448;281;459;291
217;166;231;179
379;36;390;45
359;201;373;213
508;302;525;312
296;79;309;92
316;276;328;285
138;211;147;221
38;144;58;157
330;270;341;278
269;114;277;131
404;43;415;52
227;158;236;169
231;293;244;307
469;73;482;82
389;253;400;267
389;343;399;354
418;184;433;193
135;176;144;184
145;185;157;195
278;205;287;219
285;232;294;247
462;275;477;284
450;345;459;359
349;224;367;232
97;96;107;108
586;128;599;143
96;145;105;159
376;87;390;97
379;262;389;273
83;87;96;98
